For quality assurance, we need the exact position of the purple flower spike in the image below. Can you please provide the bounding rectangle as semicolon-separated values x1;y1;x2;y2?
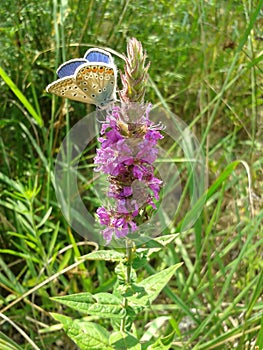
94;38;164;244
95;103;163;243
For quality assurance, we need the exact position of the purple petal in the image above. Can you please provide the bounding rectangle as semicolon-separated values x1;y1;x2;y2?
97;207;111;225
102;227;114;244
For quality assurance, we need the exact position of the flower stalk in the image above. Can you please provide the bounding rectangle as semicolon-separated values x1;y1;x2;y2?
120;238;133;332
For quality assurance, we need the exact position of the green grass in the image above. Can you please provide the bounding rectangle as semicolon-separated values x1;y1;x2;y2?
0;0;262;349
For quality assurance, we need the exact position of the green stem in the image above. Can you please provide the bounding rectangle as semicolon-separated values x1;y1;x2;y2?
120;239;133;332
126;240;132;284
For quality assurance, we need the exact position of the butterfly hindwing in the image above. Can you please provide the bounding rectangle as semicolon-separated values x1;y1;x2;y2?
74;62;117;107
46;77;94;104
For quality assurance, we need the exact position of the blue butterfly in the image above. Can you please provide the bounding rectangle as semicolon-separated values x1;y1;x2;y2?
46;48;117;108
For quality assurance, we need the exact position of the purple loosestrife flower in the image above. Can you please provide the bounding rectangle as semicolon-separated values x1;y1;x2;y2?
95;38;164;244
95;104;163;243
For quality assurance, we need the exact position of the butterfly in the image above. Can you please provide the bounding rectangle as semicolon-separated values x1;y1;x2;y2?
46;48;117;108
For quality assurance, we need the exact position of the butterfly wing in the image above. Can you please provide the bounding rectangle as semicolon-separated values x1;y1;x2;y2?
84;48;112;64
46;48;116;106
57;59;88;78
46;76;95;104
75;62;117;108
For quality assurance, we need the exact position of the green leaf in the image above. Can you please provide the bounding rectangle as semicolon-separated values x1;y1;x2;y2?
140;316;171;342
79;250;125;262
0;249;38;262
132;252;148;270
154;234;180;246
52;292;126;318
115;261;137;285
136;234;180;256
110;331;141;349
127;263;183;307
51;313;72;331
132;236;164;248
51;314;113;350
141;330;175;349
0;66;43;127
36;207;52;229
147;336;174;350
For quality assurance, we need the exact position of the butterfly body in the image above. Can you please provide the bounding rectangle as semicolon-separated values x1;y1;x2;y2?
46;48;117;108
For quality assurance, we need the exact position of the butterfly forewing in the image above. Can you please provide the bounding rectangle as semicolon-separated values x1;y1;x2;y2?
75;63;117;107
57;59;87;78
46;77;95;104
84;48;112;64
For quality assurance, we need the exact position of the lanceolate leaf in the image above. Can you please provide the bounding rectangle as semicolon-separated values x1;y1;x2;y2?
52;292;126;318
0;66;43;127
79;250;125;262
51;314;113;350
127;263;183;307
109;331;141;350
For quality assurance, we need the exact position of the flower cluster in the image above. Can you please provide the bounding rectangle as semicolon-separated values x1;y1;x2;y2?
95;104;163;243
